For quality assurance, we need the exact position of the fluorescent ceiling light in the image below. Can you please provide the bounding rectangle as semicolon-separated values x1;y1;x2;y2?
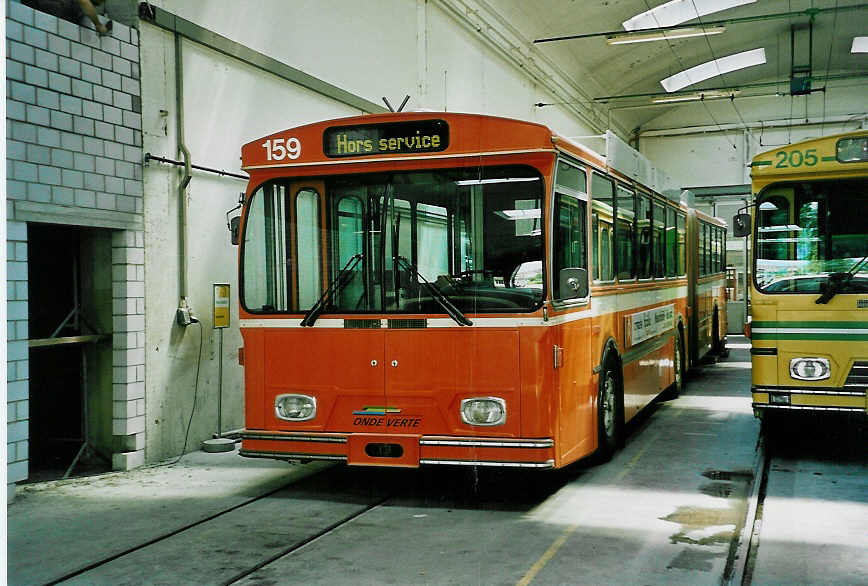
607;26;726;45
624;0;756;30
852;37;868;53
660;48;766;92
652;90;740;103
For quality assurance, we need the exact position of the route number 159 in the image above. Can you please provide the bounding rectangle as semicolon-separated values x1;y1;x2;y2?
262;137;301;161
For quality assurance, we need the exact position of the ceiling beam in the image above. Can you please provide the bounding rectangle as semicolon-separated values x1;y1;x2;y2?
592;73;868;103
638;113;868;137
533;4;868;44
436;0;629;136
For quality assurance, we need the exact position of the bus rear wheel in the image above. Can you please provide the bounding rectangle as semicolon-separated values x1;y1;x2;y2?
662;331;685;400
712;309;727;357
595;359;621;462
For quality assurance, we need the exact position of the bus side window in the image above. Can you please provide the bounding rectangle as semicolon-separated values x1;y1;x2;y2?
677;211;686;276
554;193;587;299
553;160;588;300
616;185;635;280
591;173;615;282
716;227;723;273
637;194;652;278
666;207;677;277
653;202;665;278
709;224;715;274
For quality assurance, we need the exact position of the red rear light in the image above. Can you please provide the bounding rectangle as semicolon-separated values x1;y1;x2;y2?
743;322;751;338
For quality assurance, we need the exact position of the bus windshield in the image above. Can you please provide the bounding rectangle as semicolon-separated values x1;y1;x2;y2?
755;178;868;293
242;165;545;315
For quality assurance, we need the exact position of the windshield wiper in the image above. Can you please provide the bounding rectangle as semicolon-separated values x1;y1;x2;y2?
394;256;472;326
815;254;868;304
301;254;363;326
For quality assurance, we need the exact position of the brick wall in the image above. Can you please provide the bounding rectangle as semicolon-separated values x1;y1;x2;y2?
7;1;143;213
5;0;146;492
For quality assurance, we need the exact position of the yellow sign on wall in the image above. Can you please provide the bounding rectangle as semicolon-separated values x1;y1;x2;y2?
213;284;230;329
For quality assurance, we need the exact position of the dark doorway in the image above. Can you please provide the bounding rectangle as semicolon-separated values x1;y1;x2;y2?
27;224;114;481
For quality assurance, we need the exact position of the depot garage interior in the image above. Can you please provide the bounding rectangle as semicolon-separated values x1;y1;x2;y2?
5;1;867;584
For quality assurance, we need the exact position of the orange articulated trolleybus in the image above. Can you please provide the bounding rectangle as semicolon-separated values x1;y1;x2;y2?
237;112;727;469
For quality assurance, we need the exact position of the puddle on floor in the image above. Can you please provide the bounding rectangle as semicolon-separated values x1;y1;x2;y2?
662;469;753;572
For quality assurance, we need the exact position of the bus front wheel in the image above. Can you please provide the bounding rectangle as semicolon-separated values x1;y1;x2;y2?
595;359;622;462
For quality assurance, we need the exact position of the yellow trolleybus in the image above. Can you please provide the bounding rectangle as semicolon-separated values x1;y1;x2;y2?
734;129;868;419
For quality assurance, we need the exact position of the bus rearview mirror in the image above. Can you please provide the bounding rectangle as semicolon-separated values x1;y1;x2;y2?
732;213;751;238
229;216;241;245
559;267;588;299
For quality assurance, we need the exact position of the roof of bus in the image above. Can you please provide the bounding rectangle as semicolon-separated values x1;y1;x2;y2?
750;128;868;179
241;111;604;172
241;112;702;212
696;207;727;227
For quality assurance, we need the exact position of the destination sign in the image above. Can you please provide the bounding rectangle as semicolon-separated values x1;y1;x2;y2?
323;120;449;158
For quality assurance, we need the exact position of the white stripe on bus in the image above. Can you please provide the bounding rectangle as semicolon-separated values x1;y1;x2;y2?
240;286;689;329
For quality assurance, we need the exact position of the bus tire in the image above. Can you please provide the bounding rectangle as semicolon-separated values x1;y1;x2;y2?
662;330;686;400
595;357;622;463
711;309;724;356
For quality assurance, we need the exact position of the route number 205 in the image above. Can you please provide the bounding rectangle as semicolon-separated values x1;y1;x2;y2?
262;137;301;161
774;148;818;168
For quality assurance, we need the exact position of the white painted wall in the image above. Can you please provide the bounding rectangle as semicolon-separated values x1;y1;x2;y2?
638;82;868;189
642;132;750;188
140;1;596;462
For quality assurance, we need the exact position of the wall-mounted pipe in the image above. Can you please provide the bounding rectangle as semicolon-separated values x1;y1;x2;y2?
144;153;248;181
175;32;192;316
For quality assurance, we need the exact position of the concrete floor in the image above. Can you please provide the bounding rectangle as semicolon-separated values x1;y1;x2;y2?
751;411;868;586
7;337;867;585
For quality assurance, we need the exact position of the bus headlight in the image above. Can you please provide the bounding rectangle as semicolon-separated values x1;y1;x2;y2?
275;394;316;421
789;358;830;381
460;397;506;426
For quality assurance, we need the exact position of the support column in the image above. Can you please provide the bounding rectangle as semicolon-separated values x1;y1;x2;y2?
111;229;146;470
7;221;30;501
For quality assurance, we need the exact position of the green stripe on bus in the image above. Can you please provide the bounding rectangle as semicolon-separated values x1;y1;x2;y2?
751;161;773;167
752;321;868;329
822;156;837;161
752;333;868;341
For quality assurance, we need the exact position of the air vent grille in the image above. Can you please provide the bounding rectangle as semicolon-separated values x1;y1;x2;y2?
343;319;382;329
388;319;427;329
844;361;868;387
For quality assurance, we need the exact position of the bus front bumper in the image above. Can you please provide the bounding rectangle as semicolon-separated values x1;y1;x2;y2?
752;386;868;415
239;430;555;469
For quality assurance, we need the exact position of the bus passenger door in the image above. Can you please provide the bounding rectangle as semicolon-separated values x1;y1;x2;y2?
551;159;595;463
555;319;593;462
278;181;387;432
385;328;522;435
